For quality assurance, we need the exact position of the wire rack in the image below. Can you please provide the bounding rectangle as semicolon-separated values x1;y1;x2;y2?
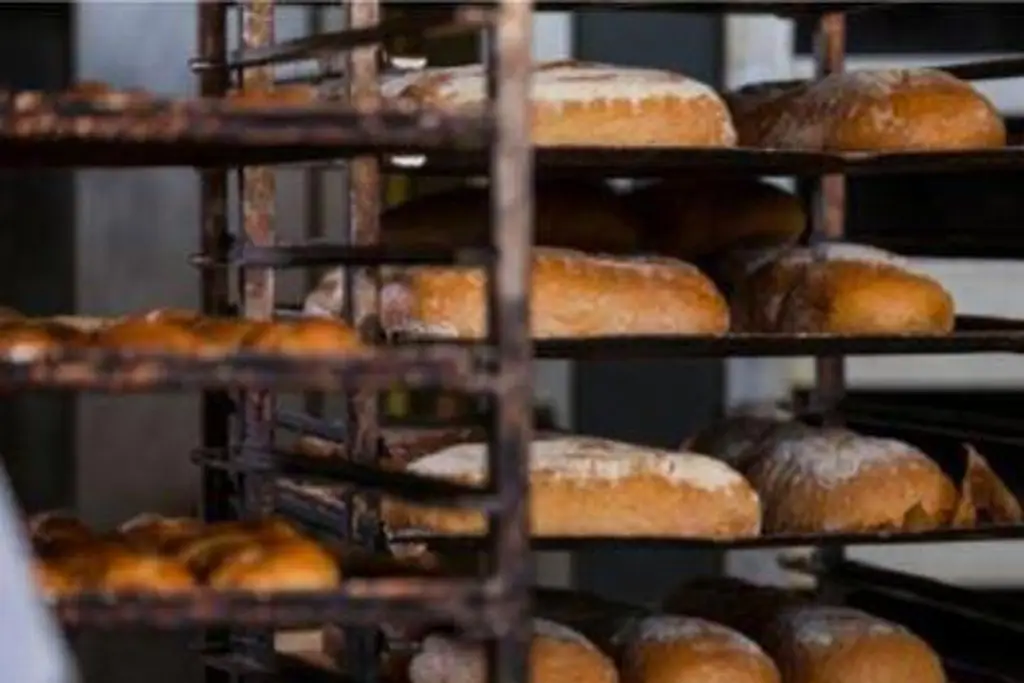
0;2;1021;683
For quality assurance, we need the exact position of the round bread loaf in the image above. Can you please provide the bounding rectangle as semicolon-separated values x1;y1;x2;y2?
382;436;761;538
377;249;729;339
408;620;617;683
32;559;81;600
727;68;1004;151
0;321;87;362
384;60;736;148
118;514;204;554
243;318;364;356
683;410;809;473
632;179;805;261
613;615;780;683
731;243;955;334
30;511;95;554
98;551;197;594
745;428;957;533
207;540;340;592
95;319;206;354
765;606;945;683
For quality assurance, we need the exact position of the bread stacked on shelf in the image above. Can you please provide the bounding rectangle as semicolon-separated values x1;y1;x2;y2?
381;60;737;148
664;578;946;683
685;410;1022;533
727;242;956;335
726;68;1006;151
303;184;731;338
0;308;363;360
29;512;340;598
381;435;760;538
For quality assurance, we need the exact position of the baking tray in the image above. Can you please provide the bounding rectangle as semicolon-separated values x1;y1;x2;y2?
0;90;490;168
53;579;496;631
0;347;483;392
381;146;1024;179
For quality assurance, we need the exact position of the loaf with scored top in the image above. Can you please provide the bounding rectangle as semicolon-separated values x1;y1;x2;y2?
383;60;737;147
382;435;761;538
727;68;1005;151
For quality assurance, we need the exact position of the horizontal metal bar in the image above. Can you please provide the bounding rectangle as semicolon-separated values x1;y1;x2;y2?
195;7;490;73
193;447;496;509
276;409;348;442
0;347;485;392
54;579;500;631
192;243;495;269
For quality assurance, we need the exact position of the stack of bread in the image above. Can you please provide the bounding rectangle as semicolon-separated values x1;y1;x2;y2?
0;307;363;361
686;410;1022;533
29;512;340;599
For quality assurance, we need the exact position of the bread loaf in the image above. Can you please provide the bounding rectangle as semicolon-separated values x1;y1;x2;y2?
408;621;618;683
683;409;809;472
727;68;1005;151
730;243;955;334
744;427;957;533
631;179;805;261
764;606;946;683
384;60;736;148
379;250;729;339
613;615;780;683
382;436;761;538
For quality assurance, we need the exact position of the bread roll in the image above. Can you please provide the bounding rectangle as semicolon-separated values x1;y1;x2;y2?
32;558;82;599
730;243;954;334
727;68;1005;151
745;427;957;533
683;410;809;472
764;606;945;683
95;319;206;354
384;60;736;148
408;621;617;683
118;514;204;554
243;318;364;356
382;436;760;538
613;615;780;683
208;539;340;592
376;249;729;339
98;551;196;594
631;179;805;261
0;321;87;361
30;511;96;555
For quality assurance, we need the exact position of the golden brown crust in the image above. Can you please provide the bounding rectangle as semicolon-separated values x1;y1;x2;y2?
29;511;97;555
0;320;88;360
294;427;482;470
387;60;736;148
243;318;364;356
731;247;955;334
383;249;729;339
98;551;197;594
616;616;780;683
224;85;320;108
94;319;206;354
744;428;957;534
207;540;340;592
728;69;1005;151
117;514;205;554
631;179;806;261
32;558;82;599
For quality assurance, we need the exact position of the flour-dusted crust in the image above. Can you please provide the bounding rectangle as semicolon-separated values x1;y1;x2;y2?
409;623;617;683
379;248;729;339
768;606;945;683
728;68;1005;151
746;427;957;533
383;436;760;538
383;60;737;148
614;615;779;683
730;242;955;334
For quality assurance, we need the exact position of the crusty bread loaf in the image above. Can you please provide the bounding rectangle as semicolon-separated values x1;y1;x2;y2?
384;60;736;148
682;408;808;472
382;436;761;538
744;427;957;533
730;243;955;334
379;249;729;339
409;621;618;683
631;179;805;261
727;68;1005;151
764;606;946;683
613;615;780;683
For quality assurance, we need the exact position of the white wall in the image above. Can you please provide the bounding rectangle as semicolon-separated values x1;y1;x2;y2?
724;16;1024;588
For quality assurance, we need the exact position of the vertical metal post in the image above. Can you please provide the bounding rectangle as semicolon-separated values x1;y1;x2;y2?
810;10;849;590
344;1;384;677
486;3;533;683
345;0;382;549
812;12;847;427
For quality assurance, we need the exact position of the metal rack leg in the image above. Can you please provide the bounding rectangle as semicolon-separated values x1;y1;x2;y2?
486;2;534;682
811;11;850;599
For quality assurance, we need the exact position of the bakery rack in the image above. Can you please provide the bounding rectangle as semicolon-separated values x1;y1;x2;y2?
0;1;1021;683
